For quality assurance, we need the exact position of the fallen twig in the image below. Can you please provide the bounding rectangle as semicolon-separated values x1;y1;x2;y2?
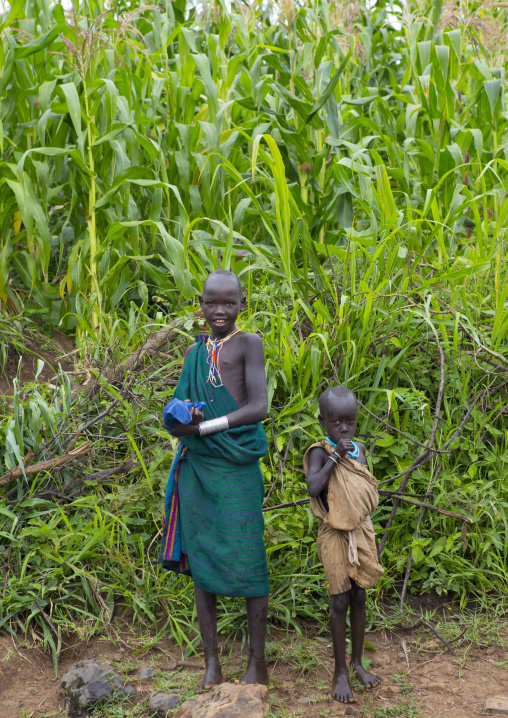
401;619;457;656
262;493;470;521
167;660;205;671
74;322;182;399
262;498;311;512
0;435;91;488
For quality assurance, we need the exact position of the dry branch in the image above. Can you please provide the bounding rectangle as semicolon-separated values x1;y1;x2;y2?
400;618;458;656
261;493;470;521
72;322;181;398
0;435;91;488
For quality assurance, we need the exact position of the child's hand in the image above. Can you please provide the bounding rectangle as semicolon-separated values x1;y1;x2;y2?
335;438;354;458
189;406;204;425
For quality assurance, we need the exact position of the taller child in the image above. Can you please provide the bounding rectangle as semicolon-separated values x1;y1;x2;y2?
163;270;269;688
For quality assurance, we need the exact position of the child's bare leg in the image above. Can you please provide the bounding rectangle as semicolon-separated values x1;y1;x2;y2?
330;591;354;703
194;585;224;689
241;594;269;684
350;580;380;689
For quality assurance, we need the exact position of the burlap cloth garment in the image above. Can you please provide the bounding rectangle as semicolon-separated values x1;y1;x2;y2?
303;441;384;595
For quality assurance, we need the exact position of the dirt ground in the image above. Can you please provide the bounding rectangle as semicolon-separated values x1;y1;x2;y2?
0;615;507;718
0;332;75;397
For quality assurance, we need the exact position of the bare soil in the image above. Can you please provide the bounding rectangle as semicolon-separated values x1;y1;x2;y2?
0;332;75;397
0;620;507;718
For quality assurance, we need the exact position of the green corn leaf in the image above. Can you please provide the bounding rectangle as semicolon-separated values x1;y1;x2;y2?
483;79;502;119
302;50;351;129
0;0;25;33
14;23;67;59
60;83;82;144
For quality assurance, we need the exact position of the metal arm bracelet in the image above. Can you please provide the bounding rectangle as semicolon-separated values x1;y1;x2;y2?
198;416;229;436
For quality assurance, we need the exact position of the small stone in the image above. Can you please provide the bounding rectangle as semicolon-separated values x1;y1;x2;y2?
486;696;508;714
297;695;317;705
18;693;28;698
234;679;240;684
397;651;406;659
139;666;157;680
149;692;180;717
345;707;355;715
387;686;401;694
29;688;38;695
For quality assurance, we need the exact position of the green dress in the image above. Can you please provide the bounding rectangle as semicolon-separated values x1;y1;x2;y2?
170;335;269;598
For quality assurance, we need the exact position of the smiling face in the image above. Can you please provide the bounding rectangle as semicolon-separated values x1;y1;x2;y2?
320;392;358;444
199;275;246;339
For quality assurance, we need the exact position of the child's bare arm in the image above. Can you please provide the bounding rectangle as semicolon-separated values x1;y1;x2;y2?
306;446;338;497
354;442;367;466
226;333;268;429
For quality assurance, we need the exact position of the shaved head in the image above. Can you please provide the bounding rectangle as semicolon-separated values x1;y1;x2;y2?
203;270;242;296
319;386;357;417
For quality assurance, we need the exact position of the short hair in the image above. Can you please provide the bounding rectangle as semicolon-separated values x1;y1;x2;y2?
203;270;243;295
319;385;357;416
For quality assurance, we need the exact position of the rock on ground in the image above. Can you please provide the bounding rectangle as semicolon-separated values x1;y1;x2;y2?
148;692;180;717
486;696;508;714
297;695;317;705
173;683;269;718
61;659;136;716
139;666;157;680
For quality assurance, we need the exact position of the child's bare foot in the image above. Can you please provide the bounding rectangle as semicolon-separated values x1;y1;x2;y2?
240;657;269;685
201;655;223;690
352;659;380;690
332;669;355;703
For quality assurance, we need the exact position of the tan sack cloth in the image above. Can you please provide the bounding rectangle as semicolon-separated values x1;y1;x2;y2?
304;441;384;594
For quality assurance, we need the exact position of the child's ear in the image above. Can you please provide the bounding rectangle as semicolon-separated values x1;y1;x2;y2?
318;413;325;427
198;293;204;306
240;295;247;311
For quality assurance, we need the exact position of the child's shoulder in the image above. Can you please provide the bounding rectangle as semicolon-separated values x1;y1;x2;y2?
237;331;264;353
238;330;262;343
308;441;327;453
305;441;328;461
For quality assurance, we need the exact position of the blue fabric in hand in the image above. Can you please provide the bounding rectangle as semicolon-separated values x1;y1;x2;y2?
163;398;207;428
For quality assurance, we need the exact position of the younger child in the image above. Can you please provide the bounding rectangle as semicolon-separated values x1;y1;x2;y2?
304;386;383;703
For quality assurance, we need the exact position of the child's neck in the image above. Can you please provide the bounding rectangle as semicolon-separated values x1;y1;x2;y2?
209;325;239;341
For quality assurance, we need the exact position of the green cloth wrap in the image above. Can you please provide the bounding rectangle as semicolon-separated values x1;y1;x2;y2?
172;335;269;597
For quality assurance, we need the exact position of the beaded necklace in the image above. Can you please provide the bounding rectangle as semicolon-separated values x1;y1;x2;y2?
206;327;241;387
325;436;360;459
